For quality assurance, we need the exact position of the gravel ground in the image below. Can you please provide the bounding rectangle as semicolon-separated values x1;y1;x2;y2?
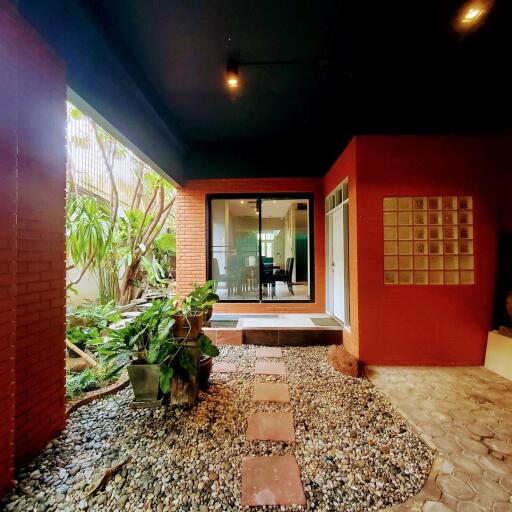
2;346;433;512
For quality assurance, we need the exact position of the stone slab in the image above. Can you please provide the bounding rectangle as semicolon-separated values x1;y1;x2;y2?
246;411;295;442
241;455;306;506
212;362;237;373
255;360;286;376
255;346;283;358
253;382;290;403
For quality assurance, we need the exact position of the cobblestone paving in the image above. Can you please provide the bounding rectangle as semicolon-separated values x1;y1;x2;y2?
368;366;512;511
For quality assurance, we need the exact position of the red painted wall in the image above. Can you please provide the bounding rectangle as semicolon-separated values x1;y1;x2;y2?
176;178;326;313
355;136;499;365
0;2;66;495
323;139;360;358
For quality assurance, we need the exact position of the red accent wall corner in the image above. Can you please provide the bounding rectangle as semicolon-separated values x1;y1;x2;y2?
0;2;66;497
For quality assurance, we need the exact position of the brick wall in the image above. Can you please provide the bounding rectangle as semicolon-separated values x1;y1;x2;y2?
0;6;17;492
176;178;325;313
0;2;66;495
15;12;67;465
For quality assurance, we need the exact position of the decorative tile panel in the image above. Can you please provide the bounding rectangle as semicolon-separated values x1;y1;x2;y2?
383;196;474;285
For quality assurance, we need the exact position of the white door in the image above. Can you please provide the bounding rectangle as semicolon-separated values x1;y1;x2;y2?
331;208;345;323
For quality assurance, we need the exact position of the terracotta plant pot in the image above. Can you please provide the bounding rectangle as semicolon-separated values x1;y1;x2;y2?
199;354;213;391
205;306;213;322
172;313;204;340
173;313;204;339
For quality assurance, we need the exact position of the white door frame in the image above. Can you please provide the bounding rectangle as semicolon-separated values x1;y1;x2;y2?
325;181;349;326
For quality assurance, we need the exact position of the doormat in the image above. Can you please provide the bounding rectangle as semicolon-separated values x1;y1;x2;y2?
208;320;238;328
311;318;341;326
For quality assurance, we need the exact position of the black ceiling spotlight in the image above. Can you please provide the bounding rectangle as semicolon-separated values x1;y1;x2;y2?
226;60;239;89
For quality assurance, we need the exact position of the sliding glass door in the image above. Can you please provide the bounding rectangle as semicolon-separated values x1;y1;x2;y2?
210;198;260;301
209;195;313;302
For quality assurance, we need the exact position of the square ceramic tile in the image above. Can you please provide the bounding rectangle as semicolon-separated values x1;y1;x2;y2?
255;361;286;376
241;455;306;506
253;382;290;403
246;411;295;442
255;347;283;358
212;362;237;373
216;329;243;345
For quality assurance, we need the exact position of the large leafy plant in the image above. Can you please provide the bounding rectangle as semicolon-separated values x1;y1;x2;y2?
179;280;219;316
96;299;218;394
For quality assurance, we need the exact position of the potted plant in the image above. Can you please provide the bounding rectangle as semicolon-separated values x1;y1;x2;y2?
97;298;220;405
186;281;220;389
97;299;178;403
172;281;220;337
188;280;219;322
172;296;204;339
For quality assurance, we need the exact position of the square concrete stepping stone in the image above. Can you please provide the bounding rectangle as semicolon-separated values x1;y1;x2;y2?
241;455;306;506
255;346;283;358
246;411;295;442
255;360;286;376
253;382;290;403
212;362;237;373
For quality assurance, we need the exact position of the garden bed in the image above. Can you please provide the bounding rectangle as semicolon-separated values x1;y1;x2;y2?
3;346;433;512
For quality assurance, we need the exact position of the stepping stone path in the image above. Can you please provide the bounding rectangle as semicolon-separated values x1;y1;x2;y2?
241;347;306;507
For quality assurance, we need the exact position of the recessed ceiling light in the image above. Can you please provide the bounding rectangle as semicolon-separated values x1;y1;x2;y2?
463;7;483;21
240;200;244;204
455;0;493;32
226;61;239;89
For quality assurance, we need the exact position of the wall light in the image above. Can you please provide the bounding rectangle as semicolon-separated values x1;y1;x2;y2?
226;61;239;89
455;0;493;32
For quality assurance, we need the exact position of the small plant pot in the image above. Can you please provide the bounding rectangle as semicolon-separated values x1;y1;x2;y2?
173;313;204;339
127;363;161;402
170;341;201;406
205;306;213;322
199;354;213;391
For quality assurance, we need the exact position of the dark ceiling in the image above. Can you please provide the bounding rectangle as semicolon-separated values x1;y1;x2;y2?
21;0;512;180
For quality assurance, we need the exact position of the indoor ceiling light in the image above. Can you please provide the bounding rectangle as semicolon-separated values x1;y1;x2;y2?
226;61;239;89
455;0;493;31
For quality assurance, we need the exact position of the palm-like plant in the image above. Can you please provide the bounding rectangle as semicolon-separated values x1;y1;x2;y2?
66;196;112;290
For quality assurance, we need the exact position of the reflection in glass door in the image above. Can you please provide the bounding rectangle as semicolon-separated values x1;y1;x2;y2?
209;196;312;302
210;198;259;300
260;199;310;301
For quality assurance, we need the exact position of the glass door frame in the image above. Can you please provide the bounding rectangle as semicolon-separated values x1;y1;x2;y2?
206;192;315;303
